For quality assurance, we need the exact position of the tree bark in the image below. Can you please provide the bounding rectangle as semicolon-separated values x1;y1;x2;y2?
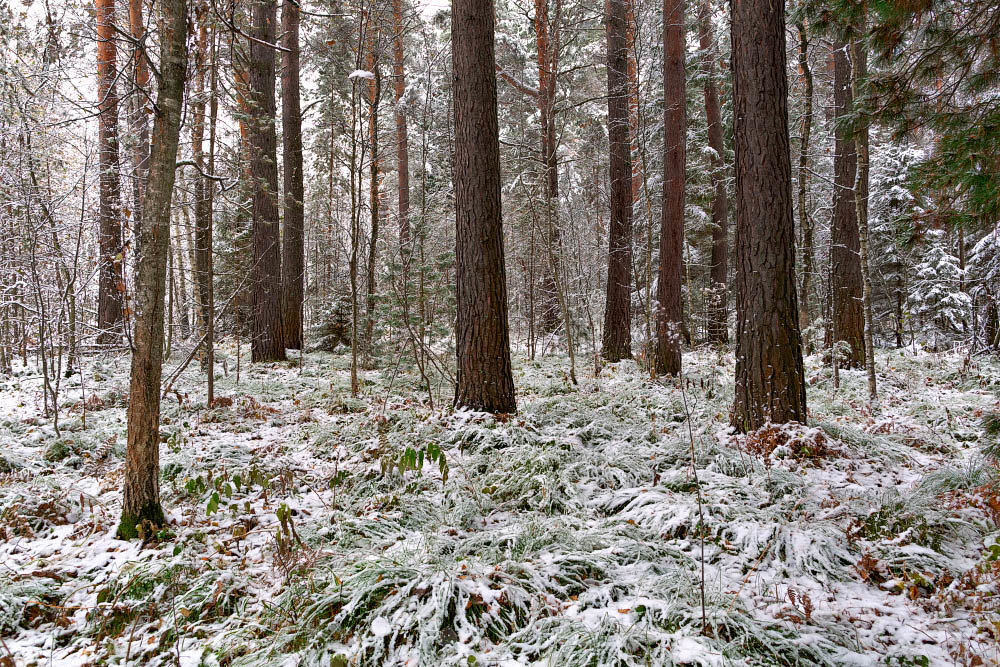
852;37;877;403
96;0;124;346
601;0;633;362
830;39;865;368
392;0;411;258
281;0;305;349
192;2;212;363
655;0;685;376
796;21;814;335
117;0;187;539
452;0;517;414
535;0;561;335
364;21;381;352
626;0;641;205
127;0;150;255
206;26;219;404
730;0;807;431
699;0;728;344
248;0;285;362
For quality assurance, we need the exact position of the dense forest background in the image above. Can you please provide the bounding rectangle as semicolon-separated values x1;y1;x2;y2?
2;0;1000;664
3;0;998;390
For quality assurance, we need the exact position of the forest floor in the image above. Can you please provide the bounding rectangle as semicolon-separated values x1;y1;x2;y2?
1;344;999;666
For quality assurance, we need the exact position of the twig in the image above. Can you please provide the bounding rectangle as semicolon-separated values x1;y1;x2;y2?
160;266;253;400
678;377;707;635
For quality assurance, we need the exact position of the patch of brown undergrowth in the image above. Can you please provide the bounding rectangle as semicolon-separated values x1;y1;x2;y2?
741;424;840;463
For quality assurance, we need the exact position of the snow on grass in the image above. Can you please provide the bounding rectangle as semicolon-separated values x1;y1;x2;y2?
1;344;999;665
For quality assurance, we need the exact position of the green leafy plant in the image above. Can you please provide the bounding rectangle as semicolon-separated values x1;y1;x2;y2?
379;442;449;484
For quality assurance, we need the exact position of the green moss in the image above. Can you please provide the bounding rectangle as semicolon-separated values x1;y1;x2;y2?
116;502;166;540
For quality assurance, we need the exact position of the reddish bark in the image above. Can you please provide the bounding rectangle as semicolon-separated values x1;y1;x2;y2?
535;0;561;335
192;1;212;351
392;0;411;256
730;0;807;430
796;21;814;332
626;0;641;204
655;0;685;375
453;0;517;413
699;0;728;343
602;0;633;361
281;0;305;349
248;0;285;362
96;0;124;345
830;39;865;368
364;15;381;348
127;0;150;245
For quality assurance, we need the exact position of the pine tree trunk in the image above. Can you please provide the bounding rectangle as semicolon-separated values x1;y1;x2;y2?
192;5;211;362
248;0;285;362
453;0;517;414
206;26;219;404
281;0;305;349
392;0;410;258
852;38;877;403
117;0;187;539
96;0;124;346
365;27;381;354
655;0;685;375
626;0;641;205
730;0;807;431
175;220;191;338
127;0;150;253
831;39;865;368
796;21;814;335
699;0;728;344
535;0;561;335
601;0;633;362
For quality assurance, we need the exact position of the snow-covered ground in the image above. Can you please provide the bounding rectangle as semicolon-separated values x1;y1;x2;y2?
1;345;998;665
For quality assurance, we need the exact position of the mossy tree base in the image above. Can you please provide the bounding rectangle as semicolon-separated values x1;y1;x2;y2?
116;502;166;540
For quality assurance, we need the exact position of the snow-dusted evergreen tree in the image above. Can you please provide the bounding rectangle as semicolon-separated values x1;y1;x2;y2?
908;229;970;345
968;224;1000;350
868;141;923;347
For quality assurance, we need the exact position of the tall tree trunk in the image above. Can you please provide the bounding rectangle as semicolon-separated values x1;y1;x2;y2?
231;47;255;320
626;1;656;354
699;0;728;344
248;0;285;362
365;22;381;353
535;0;561;335
281;0;305;349
730;0;807;431
96;0;124;345
192;2;211;362
453;0;516;414
127;0;150;254
625;0;641;205
392;0;410;258
796;20;814;335
117;0;187;539
233;63;252;170
349;70;361;396
205;27;219;404
830;39;865;367
654;0;685;376
601;0;633;362
852;36;877;403
175;220;191;337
